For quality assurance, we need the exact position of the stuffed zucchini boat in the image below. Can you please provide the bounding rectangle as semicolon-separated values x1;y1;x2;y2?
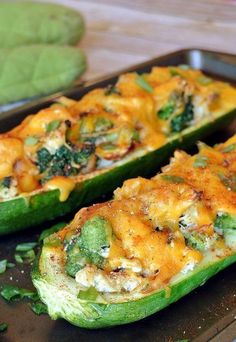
32;134;236;328
1;66;236;235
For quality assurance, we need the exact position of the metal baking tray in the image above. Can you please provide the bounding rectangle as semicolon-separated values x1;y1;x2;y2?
0;49;236;342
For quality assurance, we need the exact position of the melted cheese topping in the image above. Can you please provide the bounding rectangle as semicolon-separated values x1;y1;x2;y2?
60;134;236;296
0;138;23;178
1;66;236;201
44;176;75;202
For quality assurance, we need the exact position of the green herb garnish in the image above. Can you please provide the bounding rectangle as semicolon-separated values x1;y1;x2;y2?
46;120;61;133
0;323;8;332
161;175;185;183
0;260;7;274
30;301;48;315
24;136;39;146
39;222;66;242
104;85;120;96
16;242;37;252
136;75;153;93
179;64;190;70
197;76;212;85
193;155;208;168
15;249;35;264
169;67;182;77
222;143;236;153
0;285;38;301
218;173;236;192
0;259;15;274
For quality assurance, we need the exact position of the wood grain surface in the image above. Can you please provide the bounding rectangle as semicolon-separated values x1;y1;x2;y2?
41;0;236;80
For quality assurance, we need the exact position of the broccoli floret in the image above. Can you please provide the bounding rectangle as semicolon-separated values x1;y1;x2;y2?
37;144;96;183
179;212;217;251
214;213;236;249
37;148;52;173
214;213;236;231
171;97;193;132
73;144;95;166
65;243;87;277
157;101;175;120
65;216;112;277
183;230;215;251
78;215;112;268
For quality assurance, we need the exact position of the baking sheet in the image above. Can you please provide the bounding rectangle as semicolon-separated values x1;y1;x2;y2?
0;49;236;342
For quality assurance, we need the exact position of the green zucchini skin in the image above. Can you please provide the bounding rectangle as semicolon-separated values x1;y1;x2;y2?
0;2;85;47
32;248;236;329
0;108;235;236
0;45;87;105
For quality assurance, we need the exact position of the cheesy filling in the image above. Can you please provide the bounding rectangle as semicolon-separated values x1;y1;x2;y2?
53;135;236;298
1;66;236;201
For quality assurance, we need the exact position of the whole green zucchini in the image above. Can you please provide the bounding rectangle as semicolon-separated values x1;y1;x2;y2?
0;108;235;235
0;45;87;104
0;2;85;47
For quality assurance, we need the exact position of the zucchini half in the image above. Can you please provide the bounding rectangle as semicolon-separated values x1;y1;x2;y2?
0;108;235;235
32;246;236;329
32;134;236;329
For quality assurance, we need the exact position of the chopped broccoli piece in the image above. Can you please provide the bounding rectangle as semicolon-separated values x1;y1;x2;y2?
157;102;175;120
65;243;87;277
183;230;215;251
214;213;236;231
171;97;194;132
179;211;217;251
78;215;112;268
65;216;112;276
214;213;236;249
